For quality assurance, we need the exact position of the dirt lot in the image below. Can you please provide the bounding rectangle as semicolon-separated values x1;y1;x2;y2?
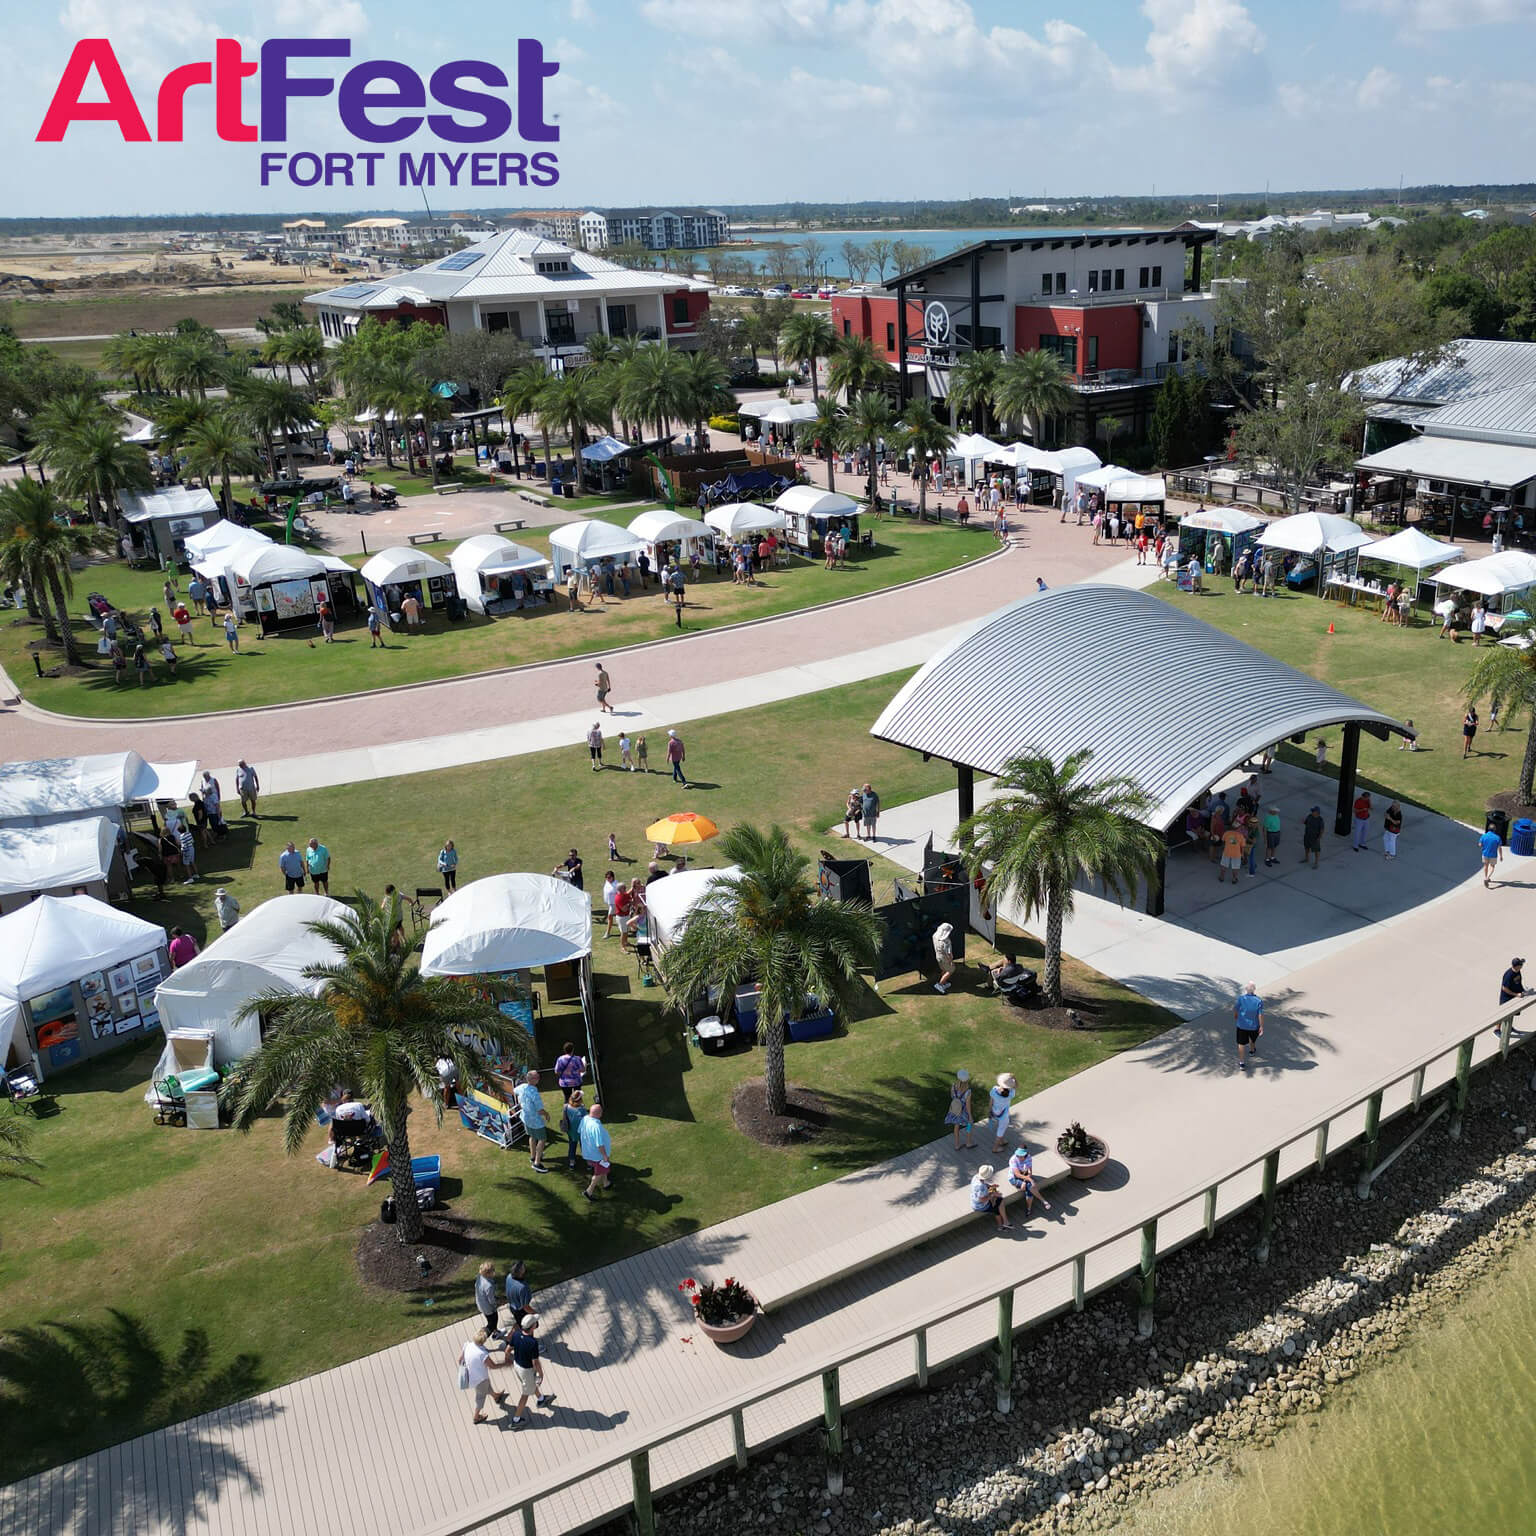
6;285;317;339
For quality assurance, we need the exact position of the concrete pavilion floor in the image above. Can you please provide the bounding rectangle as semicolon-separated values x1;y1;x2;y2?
845;757;1486;1020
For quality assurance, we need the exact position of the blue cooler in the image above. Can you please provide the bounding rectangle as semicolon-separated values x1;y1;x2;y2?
1512;818;1536;857
410;1155;441;1195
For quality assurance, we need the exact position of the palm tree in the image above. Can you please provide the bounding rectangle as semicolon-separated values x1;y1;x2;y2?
896;399;952;520
1466;642;1536;803
946;350;1002;436
230;375;313;477
230;895;532;1245
844;390;895;511
398;380;454;487
540;368;612;493
1099;414;1124;463
955;750;1163;1007
0;476;112;662
29;391;115;468
826;335;890;402
165;333;229;401
497;362;550;478
185;411;262;518
0;1105;38;1183
661;825;882;1117
991;350;1075;448
679;350;733;440
808;396;845;491
615;347;686;452
781;311;838;401
263;325;327;392
101;332;158;393
48;420;153;527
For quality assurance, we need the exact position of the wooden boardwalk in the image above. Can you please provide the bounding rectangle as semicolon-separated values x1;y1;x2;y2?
5;844;1530;1536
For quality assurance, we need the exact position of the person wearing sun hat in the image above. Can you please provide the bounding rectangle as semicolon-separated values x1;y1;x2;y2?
969;1163;1010;1229
989;1071;1018;1153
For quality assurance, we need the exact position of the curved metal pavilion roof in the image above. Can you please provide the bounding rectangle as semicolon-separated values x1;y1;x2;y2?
870;585;1410;831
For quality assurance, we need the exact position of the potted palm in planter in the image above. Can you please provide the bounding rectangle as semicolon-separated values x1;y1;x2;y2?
679;1275;758;1344
1057;1120;1109;1180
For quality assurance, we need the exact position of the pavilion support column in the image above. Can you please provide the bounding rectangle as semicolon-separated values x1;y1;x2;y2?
1334;721;1361;837
1146;845;1166;918
896;282;911;408
956;763;975;824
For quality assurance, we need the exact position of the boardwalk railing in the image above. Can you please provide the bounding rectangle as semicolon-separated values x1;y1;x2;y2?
426;994;1536;1536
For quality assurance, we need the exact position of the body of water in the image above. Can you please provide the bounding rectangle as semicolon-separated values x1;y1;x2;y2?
729;226;1105;279
1115;1231;1536;1536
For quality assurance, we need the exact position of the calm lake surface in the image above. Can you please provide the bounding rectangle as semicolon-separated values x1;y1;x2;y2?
1113;1232;1536;1536
734;226;1107;277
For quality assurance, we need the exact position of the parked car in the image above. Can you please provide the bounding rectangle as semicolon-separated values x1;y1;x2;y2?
790;289;813;298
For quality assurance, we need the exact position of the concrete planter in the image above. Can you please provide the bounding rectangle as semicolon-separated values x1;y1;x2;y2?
1062;1138;1109;1180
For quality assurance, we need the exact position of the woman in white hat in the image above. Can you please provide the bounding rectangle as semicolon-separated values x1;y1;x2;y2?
989;1072;1018;1153
933;922;956;994
969;1163;1009;1230
944;1067;976;1150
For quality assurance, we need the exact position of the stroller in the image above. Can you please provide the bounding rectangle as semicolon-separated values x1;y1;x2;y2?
991;963;1042;1010
150;1076;187;1127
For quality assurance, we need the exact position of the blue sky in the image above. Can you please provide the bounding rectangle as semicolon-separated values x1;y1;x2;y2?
4;0;1536;217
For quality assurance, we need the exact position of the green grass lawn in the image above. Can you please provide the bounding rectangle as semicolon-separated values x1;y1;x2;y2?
0;671;1175;1481
1154;583;1520;825
8;286;315;340
6;519;989;719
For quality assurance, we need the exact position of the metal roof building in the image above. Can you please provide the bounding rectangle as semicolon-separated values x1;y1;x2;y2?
870;586;1410;909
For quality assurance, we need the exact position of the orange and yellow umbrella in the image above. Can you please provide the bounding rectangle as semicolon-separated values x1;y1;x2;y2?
645;812;720;846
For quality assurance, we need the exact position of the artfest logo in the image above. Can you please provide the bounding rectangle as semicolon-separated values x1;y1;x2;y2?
34;39;561;190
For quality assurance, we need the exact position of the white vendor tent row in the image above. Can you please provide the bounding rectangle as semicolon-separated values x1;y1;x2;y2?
421;874;592;976
450;534;552;615
774;484;860;553
627;509;714;561
1179;505;1266;536
704;502;786;539
1359;526;1465;576
1432;550;1536;609
646;866;741;949
945;433;1007;483
1033;446;1103;503
0;817;122;914
153;895;351;1067
183;519;268;564
0;752;196;831
1074;463;1134;493
359;547;452;588
739;400;819;428
190;525;362;624
984;442;1052;473
546;519;646;579
118;486;218;563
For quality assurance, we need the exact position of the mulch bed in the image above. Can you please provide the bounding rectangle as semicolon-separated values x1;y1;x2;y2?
356;1210;483;1293
731;1078;831;1148
1486;790;1536;824
1024;994;1104;1034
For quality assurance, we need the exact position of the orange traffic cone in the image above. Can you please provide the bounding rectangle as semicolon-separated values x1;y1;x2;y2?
1327;622;1335;634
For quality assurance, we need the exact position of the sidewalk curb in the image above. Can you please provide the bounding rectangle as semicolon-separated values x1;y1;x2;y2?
5;542;1011;729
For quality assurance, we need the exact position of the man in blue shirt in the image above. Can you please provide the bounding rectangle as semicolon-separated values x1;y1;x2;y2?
1233;984;1264;1072
515;1070;550;1173
1480;826;1504;888
578;1101;613;1201
503;1259;532;1328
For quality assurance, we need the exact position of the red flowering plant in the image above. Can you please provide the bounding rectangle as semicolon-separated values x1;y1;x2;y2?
678;1275;756;1326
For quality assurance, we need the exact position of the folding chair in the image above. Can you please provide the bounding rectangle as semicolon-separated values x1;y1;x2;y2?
411;887;443;931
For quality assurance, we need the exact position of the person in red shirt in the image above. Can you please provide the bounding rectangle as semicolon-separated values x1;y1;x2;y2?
1351;791;1372;851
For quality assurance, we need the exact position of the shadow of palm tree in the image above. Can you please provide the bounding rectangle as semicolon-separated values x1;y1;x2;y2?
0;1309;274;1526
1121;986;1334;1078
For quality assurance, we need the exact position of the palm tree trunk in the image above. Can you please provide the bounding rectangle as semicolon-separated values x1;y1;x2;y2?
825;447;836;492
1521;723;1536;804
383;1117;424;1244
810;357;821;402
762;1014;787;1116
46;572;78;666
540;428;552;482
21;578;44;626
1043;886;1065;1007
573;419;587;493
219;469;232;520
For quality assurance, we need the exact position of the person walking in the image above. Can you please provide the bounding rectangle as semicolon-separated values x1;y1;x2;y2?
859;782;881;840
944;1068;977;1150
437;838;459;892
1262;805;1282;867
367;605;384;648
475;1261;502;1339
594;663;614;713
504;1260;533;1329
1481;823;1505;888
988;1072;1017;1153
561;1089;586;1171
214;887;240;931
554;1041;586;1103
1463;706;1479;759
516;1070;550;1172
1233;983;1264;1072
457;1328;509;1425
636;735;649;773
279;841;306;892
933;921;956;993
1499;957;1527;1006
1302;805;1325;869
562;848;584;891
177;821;198;883
235;759;260;817
619;733;634;771
168;928;200;969
305;837;331;894
578;1100;612;1200
1351;791;1372;852
602;871;619;936
586;722;604;771
1382;801;1403;859
666;729;687;786
223;612;240;653
506;1314;556;1427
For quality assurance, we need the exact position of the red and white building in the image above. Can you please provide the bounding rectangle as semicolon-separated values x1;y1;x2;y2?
832;226;1225;443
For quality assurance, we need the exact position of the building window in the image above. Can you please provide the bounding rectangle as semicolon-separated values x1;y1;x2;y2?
546;310;576;344
1114;270;1125;290
672;296;689;323
1042;272;1054;295
843;317;851;337
1087;335;1099;372
1152;265;1162;288
1057;272;1067;293
1168;334;1181;364
1087;271;1098;293
1039;334;1078;371
885;322;896;351
1101;269;1112;290
1139;267;1149;288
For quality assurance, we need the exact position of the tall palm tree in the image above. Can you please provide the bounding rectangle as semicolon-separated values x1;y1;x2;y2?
48;420;153;527
679;349;733;440
955;750;1163;1007
808;396;845;492
165;334;229;401
29;391;115;467
185;411;262;518
497;362;551;478
0;476;112;662
262;325;327;392
398;380;454;487
137;333;179;396
615;347;687;452
844;391;895;511
826;335;890;402
1466;642;1536;803
540;368;614;493
100;332;158;394
781;311;838;401
896;399;952;520
230;375;313;477
991;350;1075;447
947;350;1002;436
662;825;882;1117
230;896;531;1245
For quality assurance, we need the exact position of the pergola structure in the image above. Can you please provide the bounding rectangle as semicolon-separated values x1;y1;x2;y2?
870;586;1413;914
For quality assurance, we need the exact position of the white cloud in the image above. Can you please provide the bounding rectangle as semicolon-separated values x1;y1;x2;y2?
271;0;369;33
640;0;828;35
1352;0;1536;29
1355;64;1398;108
569;0;593;18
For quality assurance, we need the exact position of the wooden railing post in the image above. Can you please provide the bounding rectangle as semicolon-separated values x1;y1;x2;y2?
731;1408;747;1470
1314;1122;1329;1172
1255;1149;1280;1262
1411;1065;1426;1112
1357;1090;1383;1199
1073;1252;1086;1311
1203;1183;1217;1240
1450;1039;1475;1140
521;1505;536;1536
630;1451;655;1536
914;1328;929;1388
822;1368;844;1495
995;1291;1014;1414
1137;1219;1157;1338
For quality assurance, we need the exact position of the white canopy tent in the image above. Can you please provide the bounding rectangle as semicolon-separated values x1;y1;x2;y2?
223;540;327;587
1179;506;1266;536
1360;526;1465;575
1103;475;1168;506
704;502;786;539
0;818;119;908
580;435;633;462
986;442;1053;472
646;866;741;948
1074;463;1134;493
118;486;217;526
1257;511;1376;557
183;520;269;564
1033;446;1102;504
774;485;859;520
0;752;196;830
0;895;165;1003
627;509;714;556
546;520;645;579
153;895;350;1066
739;400;819;427
450;534;551;615
0;995;25;1072
359;547;452;588
1432;550;1536;606
421;874;592;976
945;432;1007;484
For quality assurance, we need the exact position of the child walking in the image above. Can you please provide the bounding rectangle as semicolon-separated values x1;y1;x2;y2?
635;735;649;773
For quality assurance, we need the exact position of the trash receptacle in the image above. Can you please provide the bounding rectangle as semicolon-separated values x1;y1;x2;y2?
1487;808;1510;845
1512;818;1535;857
